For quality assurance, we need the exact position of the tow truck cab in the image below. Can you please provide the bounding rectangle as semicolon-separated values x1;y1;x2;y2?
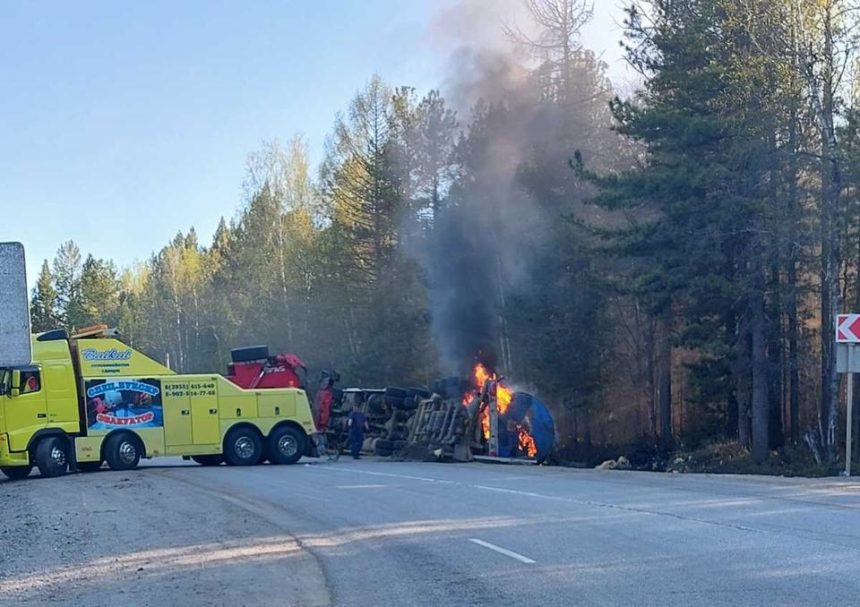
0;327;318;480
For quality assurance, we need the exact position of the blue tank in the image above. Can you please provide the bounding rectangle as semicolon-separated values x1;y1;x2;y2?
497;392;554;461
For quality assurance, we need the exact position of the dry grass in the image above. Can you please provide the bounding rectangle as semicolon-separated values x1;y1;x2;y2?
666;441;833;477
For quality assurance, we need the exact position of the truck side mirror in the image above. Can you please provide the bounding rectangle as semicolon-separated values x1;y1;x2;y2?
9;370;21;397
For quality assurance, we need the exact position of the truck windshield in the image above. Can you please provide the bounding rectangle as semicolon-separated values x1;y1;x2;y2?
0;369;8;396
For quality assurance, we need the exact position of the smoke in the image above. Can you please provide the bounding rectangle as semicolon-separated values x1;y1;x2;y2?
426;0;530;55
409;2;534;375
424;209;497;372
411;0;617;376
427;0;534;113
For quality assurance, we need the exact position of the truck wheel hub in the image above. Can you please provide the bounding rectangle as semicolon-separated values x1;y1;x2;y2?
51;446;66;467
119;442;137;464
278;435;298;457
235;437;255;459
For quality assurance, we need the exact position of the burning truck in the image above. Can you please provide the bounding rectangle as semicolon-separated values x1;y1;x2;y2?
325;364;555;463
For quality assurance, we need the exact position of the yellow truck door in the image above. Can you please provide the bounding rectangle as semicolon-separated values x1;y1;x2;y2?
6;369;48;451
189;379;220;445
43;361;79;427
162;381;193;448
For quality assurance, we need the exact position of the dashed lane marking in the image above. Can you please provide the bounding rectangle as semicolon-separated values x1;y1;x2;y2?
468;538;536;564
336;484;390;489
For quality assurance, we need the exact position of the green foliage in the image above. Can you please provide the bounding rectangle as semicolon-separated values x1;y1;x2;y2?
67;255;121;330
30;260;57;332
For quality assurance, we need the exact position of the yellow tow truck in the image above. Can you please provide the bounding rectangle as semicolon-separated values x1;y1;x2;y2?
0;325;318;480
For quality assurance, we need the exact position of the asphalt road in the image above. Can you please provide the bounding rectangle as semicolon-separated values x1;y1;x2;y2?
4;458;860;606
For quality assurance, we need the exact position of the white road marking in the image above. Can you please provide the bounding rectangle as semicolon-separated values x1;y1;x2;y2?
472;485;558;500
314;467;456;484
336;484;389;489
468;539;536;564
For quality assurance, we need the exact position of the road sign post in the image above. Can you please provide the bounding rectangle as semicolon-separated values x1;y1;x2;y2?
848;346;854;477
835;314;860;476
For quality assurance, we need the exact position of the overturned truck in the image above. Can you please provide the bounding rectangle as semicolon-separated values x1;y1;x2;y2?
330;365;555;463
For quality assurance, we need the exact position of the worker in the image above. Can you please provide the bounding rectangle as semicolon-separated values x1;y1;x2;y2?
347;403;368;460
21;372;39;394
314;373;334;433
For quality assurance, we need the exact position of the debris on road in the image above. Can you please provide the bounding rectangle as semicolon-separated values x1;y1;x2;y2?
594;456;631;471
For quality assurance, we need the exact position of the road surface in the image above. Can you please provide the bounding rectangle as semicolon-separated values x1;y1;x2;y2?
2;458;860;606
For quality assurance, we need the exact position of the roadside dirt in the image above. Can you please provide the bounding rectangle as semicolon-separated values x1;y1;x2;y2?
0;468;331;606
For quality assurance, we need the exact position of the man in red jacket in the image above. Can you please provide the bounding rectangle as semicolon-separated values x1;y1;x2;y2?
314;375;334;433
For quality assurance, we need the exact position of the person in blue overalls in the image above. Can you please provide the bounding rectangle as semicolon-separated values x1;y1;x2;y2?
347;403;369;460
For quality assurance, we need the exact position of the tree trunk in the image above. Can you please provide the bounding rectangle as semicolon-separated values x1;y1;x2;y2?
751;262;770;463
768;264;784;448
735;316;752;448
726;308;740;436
495;253;513;374
645;312;658;438
787;263;800;444
583;406;592;449
808;4;842;463
786;5;801;445
658;307;673;452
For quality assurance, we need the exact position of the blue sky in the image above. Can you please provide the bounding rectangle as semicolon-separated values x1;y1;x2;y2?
0;1;626;286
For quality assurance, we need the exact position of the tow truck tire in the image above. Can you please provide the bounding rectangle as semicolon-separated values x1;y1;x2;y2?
267;426;305;465
35;436;69;478
78;461;103;473
230;346;270;363
1;466;32;480
104;433;142;471
191;455;223;466
224;427;263;466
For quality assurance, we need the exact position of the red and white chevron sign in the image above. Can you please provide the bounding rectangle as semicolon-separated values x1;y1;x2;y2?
837;314;860;342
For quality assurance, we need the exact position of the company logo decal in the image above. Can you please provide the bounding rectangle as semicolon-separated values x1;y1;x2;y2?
82;348;132;361
87;381;160;398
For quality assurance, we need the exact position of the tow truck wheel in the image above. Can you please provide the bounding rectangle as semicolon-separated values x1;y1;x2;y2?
267;426;305;465
224;427;263;466
35;436;69;478
104;434;141;471
1;465;32;480
191;455;223;466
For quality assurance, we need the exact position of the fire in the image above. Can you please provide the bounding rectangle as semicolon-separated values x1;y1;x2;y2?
518;429;537;458
496;384;512;415
474;363;492;391
470;362;514;441
481;409;490;440
465;362;539;458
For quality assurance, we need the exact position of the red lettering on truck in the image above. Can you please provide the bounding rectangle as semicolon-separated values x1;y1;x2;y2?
95;412;155;426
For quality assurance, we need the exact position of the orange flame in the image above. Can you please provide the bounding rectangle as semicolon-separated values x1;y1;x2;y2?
474;363;492;391
481;408;490;440
518;429;537;458
470;363;516;441
496;384;512;415
467;362;540;458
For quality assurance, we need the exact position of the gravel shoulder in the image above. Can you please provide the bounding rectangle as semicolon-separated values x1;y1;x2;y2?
0;468;331;607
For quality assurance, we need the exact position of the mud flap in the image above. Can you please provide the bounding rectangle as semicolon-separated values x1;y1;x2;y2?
308;434;324;458
68;437;78;471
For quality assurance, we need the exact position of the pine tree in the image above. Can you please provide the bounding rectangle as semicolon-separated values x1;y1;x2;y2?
577;0;789;460
30;260;58;332
52;240;81;327
414;90;458;223
67;255;120;329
